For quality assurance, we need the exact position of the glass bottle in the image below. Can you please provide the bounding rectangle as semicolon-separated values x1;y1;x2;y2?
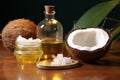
37;5;63;60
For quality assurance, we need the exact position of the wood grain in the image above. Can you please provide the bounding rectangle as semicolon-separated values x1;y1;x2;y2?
0;40;120;80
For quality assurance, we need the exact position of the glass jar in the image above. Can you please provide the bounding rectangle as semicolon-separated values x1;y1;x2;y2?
37;5;63;60
14;41;43;64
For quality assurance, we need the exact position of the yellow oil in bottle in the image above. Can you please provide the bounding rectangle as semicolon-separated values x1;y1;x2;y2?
37;5;63;60
41;38;63;60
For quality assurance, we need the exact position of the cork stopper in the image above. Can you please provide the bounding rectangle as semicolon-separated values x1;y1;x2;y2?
44;5;55;14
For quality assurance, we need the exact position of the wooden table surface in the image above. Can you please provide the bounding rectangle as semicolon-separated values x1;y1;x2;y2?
0;41;120;80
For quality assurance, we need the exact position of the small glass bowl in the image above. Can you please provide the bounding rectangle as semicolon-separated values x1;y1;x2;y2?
14;42;43;64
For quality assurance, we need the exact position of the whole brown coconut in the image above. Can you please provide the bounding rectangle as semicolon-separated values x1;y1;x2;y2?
1;18;37;52
65;27;111;62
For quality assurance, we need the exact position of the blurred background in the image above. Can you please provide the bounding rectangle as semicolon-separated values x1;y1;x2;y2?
0;0;120;35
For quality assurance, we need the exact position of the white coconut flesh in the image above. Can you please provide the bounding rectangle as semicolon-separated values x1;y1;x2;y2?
67;28;109;51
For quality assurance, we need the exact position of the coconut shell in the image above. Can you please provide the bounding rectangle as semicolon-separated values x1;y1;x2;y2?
65;27;111;62
1;18;37;52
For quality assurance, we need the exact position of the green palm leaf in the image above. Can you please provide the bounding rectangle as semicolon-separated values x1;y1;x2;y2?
111;24;120;45
111;24;120;38
75;0;120;28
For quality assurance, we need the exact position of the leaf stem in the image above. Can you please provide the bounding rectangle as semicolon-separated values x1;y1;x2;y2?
106;17;120;23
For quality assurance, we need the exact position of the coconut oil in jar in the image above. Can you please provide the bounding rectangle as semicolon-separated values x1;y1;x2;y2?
37;5;63;60
14;36;43;64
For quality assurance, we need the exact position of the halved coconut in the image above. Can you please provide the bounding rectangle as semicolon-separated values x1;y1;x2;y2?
65;27;111;62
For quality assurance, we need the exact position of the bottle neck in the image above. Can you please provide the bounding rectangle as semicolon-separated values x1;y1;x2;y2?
44;11;55;20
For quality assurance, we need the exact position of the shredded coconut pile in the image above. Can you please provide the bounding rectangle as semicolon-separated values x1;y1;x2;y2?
51;54;73;66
